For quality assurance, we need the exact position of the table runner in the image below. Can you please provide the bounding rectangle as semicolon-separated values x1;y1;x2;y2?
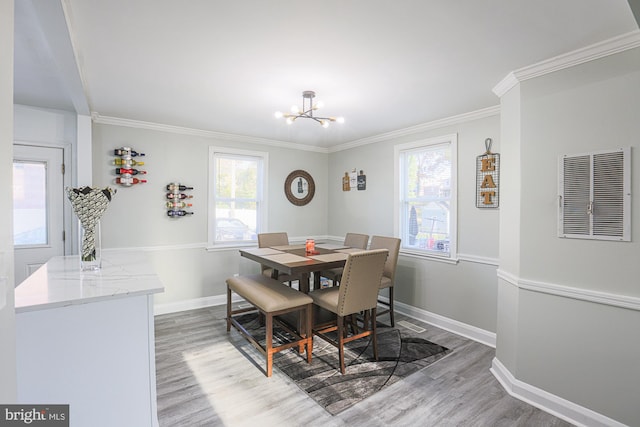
270;244;306;251
308;253;349;262
262;253;310;264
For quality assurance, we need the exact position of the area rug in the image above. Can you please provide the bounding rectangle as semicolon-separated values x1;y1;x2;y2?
233;313;451;415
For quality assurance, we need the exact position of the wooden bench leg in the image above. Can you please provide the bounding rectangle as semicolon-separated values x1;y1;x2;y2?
306;304;313;364
266;313;273;377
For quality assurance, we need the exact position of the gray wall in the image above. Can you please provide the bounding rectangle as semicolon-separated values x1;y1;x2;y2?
496;47;640;426
90;115;502;337
0;0;17;403
328;115;501;333
91;124;329;305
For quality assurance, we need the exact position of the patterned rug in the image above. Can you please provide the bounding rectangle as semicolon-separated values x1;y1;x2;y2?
234;313;451;415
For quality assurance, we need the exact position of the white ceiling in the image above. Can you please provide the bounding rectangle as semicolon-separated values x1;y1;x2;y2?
14;0;639;148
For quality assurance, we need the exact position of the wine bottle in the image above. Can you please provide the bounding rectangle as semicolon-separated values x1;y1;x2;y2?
114;158;144;166
167;210;194;217
166;192;193;200
116;176;147;186
165;201;193;209
114;148;145;157
115;168;147;175
166;183;194;191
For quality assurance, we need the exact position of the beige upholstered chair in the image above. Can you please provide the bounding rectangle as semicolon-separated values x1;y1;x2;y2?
369;236;401;327
318;233;369;287
309;249;388;374
257;232;299;285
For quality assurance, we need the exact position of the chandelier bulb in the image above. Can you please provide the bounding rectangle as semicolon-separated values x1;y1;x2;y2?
275;91;343;128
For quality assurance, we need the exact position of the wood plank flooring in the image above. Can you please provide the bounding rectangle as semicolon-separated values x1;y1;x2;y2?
155;305;573;426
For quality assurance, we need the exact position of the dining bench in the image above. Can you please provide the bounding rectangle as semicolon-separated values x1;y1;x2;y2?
226;274;313;377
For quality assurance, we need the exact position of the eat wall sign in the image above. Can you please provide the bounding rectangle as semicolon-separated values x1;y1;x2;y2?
476;138;499;208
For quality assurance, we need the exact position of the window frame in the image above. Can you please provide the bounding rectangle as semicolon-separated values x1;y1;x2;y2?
394;134;458;260
207;146;268;248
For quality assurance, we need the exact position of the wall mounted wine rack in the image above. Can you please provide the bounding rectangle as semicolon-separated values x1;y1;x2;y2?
166;182;194;218
113;147;147;187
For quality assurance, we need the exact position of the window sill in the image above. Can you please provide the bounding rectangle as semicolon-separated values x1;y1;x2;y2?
206;242;258;252
399;249;459;265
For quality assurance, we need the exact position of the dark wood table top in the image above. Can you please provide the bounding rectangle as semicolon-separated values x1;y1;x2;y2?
239;244;359;293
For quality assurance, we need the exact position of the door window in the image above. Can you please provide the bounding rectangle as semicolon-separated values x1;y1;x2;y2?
13;160;48;246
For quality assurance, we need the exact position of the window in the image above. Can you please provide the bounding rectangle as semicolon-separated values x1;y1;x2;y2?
13;160;48;245
559;147;630;241
396;134;457;257
208;147;268;245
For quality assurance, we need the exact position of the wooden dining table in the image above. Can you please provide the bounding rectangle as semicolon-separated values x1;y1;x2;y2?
239;243;364;293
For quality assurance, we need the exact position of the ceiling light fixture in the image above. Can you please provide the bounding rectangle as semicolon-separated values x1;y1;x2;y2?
274;90;344;128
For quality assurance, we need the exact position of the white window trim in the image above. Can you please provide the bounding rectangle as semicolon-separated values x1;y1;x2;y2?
394;133;458;261
207;146;268;249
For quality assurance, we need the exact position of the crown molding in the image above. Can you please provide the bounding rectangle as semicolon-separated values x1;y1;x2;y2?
493;30;640;97
328;105;500;153
92;106;500;154
90;113;329;153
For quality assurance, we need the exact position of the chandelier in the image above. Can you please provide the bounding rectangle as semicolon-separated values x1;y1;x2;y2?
274;91;344;128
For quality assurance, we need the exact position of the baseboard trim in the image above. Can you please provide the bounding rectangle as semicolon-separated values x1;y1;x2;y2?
389;297;496;348
154;294;244;316
491;358;627;427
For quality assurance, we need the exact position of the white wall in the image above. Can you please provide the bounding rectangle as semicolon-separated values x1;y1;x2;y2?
91;123;329;306
328;114;501;334
0;0;17;403
496;47;640;426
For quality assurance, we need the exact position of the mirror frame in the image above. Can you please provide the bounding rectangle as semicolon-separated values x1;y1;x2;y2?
284;169;315;206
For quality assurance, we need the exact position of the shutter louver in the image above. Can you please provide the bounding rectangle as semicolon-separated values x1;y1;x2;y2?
562;155;590;235
559;148;630;241
593;151;624;237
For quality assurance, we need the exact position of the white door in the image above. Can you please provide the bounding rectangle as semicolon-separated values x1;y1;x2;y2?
13;144;65;286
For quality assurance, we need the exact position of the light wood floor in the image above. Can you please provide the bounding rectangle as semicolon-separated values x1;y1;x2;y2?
155;305;573;427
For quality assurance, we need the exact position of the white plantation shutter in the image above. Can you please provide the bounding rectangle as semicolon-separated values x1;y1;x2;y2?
561;155;590;235
559;148;630;241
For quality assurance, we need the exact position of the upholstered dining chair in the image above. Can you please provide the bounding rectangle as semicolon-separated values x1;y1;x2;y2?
369;235;401;327
309;249;388;374
257;232;295;285
318;233;369;287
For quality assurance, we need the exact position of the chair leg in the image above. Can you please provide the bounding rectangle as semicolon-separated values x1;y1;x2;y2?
337;316;346;374
226;286;232;332
371;308;378;362
389;287;395;327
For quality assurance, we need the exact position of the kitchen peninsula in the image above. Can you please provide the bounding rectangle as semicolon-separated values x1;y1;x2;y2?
15;252;164;427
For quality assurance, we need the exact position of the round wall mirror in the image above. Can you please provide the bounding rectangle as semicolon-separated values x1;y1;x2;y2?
284;170;315;206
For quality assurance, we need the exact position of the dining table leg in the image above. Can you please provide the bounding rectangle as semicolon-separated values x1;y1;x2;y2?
299;272;311;293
